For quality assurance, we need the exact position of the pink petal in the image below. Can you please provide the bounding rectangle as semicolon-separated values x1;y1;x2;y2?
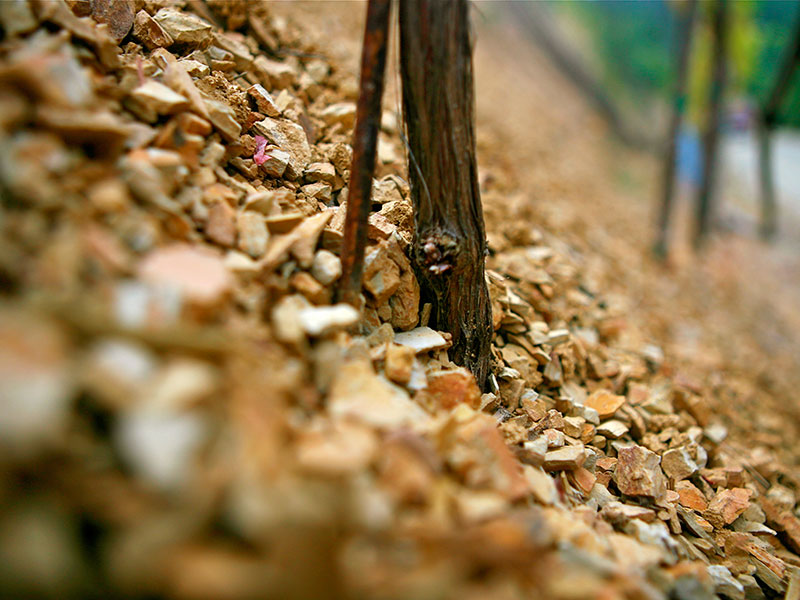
253;135;271;166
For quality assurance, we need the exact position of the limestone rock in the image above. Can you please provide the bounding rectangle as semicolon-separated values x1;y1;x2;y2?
585;390;626;420
328;361;427;428
613;444;667;500
236;212;269;259
310;250;342;285
425;368;482;411
138;244;233;306
247;84;280;117
298;304;359;337
544;445;586;471
385;343;415;385
661;446;699;482
704;488;753;529
252;117;312;180
152;8;212;45
394;327;449;354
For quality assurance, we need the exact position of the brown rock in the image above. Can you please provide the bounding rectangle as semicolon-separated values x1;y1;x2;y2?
328;361;427;428
290;271;330;305
132;10;173;49
363;243;401;304
247;84;280;117
320;102;356;128
385;343;415;385
289;211;334;269
304;162;336;185
127;81;189;123
152;8;212;45
252;117;312;180
204;98;241;142
585;389;626;419
704;488;753;529
601;502;657;525
544;445;586;471
675;480;709;512
759;496;800;554
661;446;699;482
426;368;482;411
236;211;268;259
206;200;236;247
90;0;134;43
138;244;233;306
613;444;667;499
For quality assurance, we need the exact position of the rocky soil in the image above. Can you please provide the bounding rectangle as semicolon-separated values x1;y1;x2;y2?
2;2;800;599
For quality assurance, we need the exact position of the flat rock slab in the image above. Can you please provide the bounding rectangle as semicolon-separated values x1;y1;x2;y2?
394;327;449;354
328;361;427;429
585;390;626;419
544;445;585;471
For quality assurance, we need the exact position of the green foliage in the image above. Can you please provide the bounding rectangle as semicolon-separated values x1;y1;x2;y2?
551;0;800;128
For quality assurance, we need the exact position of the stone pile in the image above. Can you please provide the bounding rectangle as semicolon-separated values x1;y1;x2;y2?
1;2;799;599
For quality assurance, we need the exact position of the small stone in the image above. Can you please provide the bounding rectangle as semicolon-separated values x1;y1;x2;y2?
204;99;241;142
585;389;626;419
320;102;356;128
301;182;332;203
661;446;699;482
394;327;449;354
138;244;233;306
613;444;667;499
675;480;709;511
523;465;557;505
260;148;290;179
311;250;342;285
425;368;482;411
562;416;585;438
152;8;212;45
544;445;586;471
704;488;753;529
254;56;297;89
236;211;269;258
0;0;38;37
328;361;427;428
265;213;305;234
296;421;377;476
247;84;280;117
290;271;330;305
304;162;336;185
385;343;415;385
708;566;745;600
126;81;189;123
252;117;312;180
88;0;134;42
132;10;173;49
760;496;800;553
298;304;359;337
601;501;657;525
205;200;237;247
116;407;207;491
596;419;628;439
290;211;334;268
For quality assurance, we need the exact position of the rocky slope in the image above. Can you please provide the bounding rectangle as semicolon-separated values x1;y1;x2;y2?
1;2;800;598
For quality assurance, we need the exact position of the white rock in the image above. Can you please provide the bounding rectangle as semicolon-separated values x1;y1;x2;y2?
310;249;342;285
116;408;208;491
393;327;448;354
298;304;359;337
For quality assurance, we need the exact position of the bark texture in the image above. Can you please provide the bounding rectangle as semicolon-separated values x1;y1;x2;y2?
398;0;492;388
655;0;698;258
694;0;728;248
339;0;391;306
